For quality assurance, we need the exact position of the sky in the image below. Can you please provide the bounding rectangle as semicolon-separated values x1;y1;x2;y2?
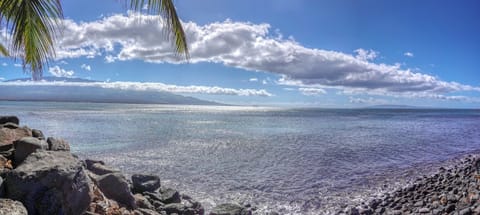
1;0;480;108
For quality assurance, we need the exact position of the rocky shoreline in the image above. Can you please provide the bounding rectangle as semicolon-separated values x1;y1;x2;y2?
339;155;480;215
0;116;259;215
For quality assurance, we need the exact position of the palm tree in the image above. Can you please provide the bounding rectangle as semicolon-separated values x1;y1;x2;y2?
0;0;188;80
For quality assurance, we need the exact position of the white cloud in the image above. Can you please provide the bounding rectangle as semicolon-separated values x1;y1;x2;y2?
0;81;273;97
2;63;7;66
249;78;258;82
51;13;479;101
349;97;388;104
404;52;414;57
13;63;22;67
0;77;4;81
80;64;91;71
48;66;75;77
299;87;326;96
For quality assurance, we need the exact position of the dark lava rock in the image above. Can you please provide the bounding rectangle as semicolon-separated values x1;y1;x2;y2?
210;203;251;215
95;172;136;209
13;137;47;165
132;174;161;193
5;150;93;215
31;129;45;139
0;198;27;215
0;116;19;125
46;137;70;151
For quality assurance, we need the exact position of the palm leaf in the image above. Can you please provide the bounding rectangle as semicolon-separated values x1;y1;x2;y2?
129;0;189;59
0;43;8;56
0;0;63;80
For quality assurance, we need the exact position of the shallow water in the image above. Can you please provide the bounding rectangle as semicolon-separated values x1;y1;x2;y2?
1;101;480;214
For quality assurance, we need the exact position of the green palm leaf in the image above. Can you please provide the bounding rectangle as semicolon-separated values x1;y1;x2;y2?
0;43;8;56
129;0;189;59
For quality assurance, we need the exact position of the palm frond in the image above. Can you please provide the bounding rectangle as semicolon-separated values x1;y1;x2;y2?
0;0;63;80
0;43;8;56
129;0;189;59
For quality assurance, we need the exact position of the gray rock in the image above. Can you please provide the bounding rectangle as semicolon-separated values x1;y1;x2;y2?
0;116;19;125
135;208;162;215
210;203;251;215
134;194;155;210
46;137;70;151
95;172;136;209
132;174;161;194
87;162;118;176
5;150;93;215
13;137;47;164
418;207;430;213
0;198;27;215
160;188;181;204
0;126;32;145
162;203;200;215
31;129;44;140
2;122;19;129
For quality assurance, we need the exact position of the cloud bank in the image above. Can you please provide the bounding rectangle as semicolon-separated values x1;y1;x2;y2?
0;81;272;97
51;13;479;100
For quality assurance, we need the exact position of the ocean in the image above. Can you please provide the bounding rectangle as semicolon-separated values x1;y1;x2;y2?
1;101;480;214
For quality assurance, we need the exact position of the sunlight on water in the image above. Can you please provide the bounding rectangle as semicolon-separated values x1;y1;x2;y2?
1;101;480;214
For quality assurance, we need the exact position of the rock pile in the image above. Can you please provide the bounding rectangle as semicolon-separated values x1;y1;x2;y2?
0;116;253;215
340;155;480;215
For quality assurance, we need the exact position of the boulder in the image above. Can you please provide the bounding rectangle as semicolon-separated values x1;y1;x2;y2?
210;203;251;215
134;194;155;210
5;150;93;215
0;198;27;215
0;155;12;175
132;174;161;193
2;122;19;129
0;116;19;125
46;137;70;151
0;127;32;145
135;208;162;215
144;188;181;204
13;137;47;165
95;172;136;209
31;129;45;140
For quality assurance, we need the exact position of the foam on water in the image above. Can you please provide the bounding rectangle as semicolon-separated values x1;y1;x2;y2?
1;101;480;214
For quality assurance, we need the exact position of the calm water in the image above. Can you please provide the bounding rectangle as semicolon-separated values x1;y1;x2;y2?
1;101;480;214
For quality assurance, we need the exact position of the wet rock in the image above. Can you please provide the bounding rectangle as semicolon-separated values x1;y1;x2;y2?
46;137;70;151
31;129;45;139
132;174;161;193
210;203;251;215
95;172;136;209
5;150;93;215
0;116;19;125
13;137;47;164
0;198;27;215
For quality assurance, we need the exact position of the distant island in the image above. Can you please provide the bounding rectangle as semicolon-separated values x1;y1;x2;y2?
0;77;221;105
363;104;424;109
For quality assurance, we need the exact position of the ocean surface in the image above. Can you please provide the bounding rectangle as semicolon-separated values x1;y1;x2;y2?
1;101;480;214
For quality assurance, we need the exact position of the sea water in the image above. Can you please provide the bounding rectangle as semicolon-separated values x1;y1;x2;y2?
1;101;480;214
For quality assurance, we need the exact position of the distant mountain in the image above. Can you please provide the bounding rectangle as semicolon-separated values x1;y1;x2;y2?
0;77;221;105
363;104;423;109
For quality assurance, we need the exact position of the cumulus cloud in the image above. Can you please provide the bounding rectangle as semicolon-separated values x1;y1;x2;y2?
299;87;326;96
404;52;414;57
249;78;258;82
51;13;479;100
0;81;272;97
81;64;91;71
48;66;75;77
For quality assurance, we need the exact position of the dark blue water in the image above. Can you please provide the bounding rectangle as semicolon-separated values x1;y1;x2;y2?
1;101;480;214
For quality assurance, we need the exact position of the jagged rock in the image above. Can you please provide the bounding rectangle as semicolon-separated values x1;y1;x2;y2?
31;129;45;140
87;162;119;176
46;137;70;151
0;126;32;145
95;172;136;209
5;150;93;215
13;137;47;164
132;174;161;193
135;194;155;210
0;116;19;125
210;203;251;215
144;188;181;205
0;198;27;215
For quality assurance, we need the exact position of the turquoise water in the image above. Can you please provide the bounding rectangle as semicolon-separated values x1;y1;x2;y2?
1;101;480;214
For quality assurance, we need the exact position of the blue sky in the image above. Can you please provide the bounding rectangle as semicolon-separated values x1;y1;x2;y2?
1;0;479;107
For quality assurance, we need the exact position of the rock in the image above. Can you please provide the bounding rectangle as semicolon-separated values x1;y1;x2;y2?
132;174;161;193
418;207;430;213
135;208;162;215
160;188;181;204
13;137;47;164
460;207;472;215
210;203;251;215
0;198;27;215
31;129;45;139
5;150;93;215
87;162;119;176
0;126;32;145
134;194;155;210
0;116;19;125
46;137;70;151
0;155;12;173
2;122;19;129
161;203;201;215
95;172;136;209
